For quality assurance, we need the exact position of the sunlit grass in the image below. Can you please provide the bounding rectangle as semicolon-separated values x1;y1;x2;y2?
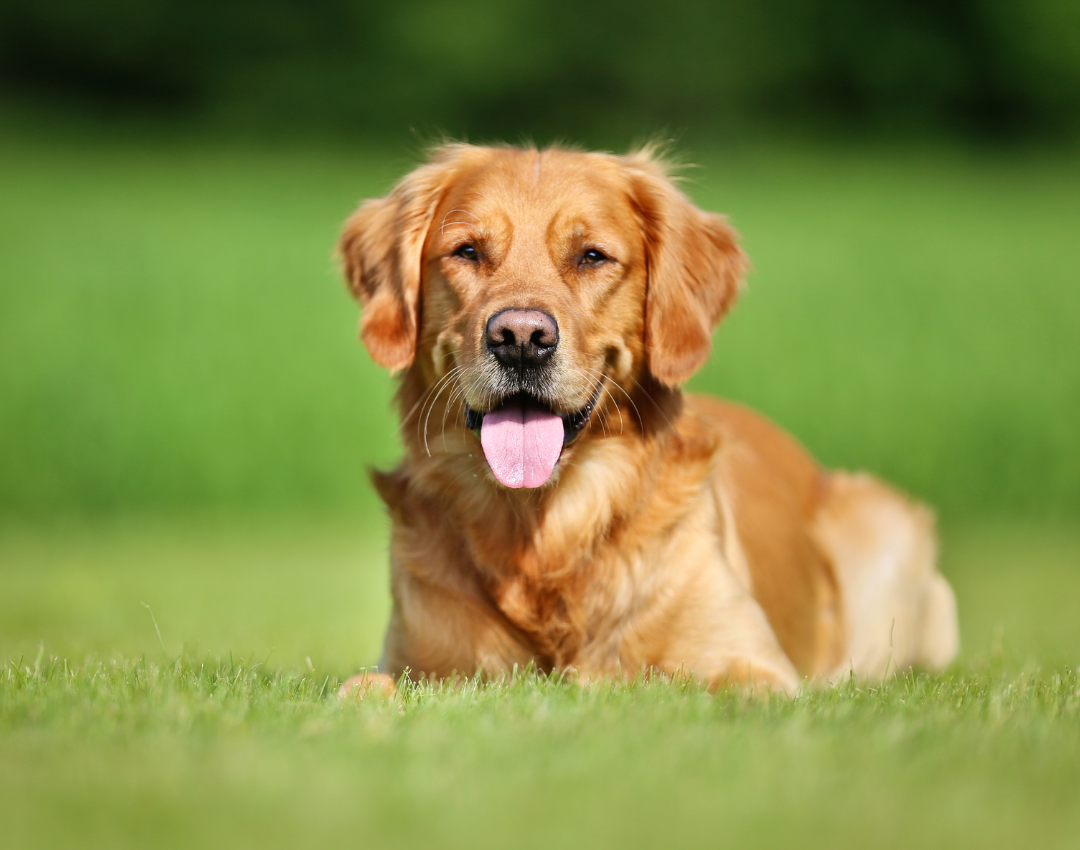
2;652;1079;850
2;517;1079;849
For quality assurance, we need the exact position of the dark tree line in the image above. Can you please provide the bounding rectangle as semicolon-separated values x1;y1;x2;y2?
2;0;1077;141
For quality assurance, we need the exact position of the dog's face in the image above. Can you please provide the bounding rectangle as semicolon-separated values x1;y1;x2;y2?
340;145;745;489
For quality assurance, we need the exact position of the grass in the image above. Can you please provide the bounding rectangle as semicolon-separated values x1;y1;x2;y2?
3;661;1079;850
2;519;1079;849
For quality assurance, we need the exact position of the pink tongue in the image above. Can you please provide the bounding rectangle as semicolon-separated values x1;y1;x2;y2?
480;403;564;488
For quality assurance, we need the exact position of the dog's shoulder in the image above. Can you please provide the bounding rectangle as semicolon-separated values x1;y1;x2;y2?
684;395;845;675
683;395;822;502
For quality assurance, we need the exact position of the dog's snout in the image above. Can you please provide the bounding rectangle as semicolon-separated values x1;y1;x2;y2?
485;308;559;367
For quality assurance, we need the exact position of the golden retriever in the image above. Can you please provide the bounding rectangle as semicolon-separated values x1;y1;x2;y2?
337;144;958;696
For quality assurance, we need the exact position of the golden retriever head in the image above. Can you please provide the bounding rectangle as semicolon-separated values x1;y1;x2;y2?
339;144;745;489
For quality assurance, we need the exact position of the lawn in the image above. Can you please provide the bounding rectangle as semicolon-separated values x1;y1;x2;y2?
1;518;1079;850
2;127;1079;848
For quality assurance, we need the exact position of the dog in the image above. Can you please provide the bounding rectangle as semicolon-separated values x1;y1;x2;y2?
337;144;958;697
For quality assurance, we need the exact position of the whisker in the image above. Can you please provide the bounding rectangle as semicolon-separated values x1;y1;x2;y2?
593;404;609;438
582;367;632;435
418;367;464;455
423;369;463;457
626;375;674;433
579;367;610;438
439;385;461;439
396;375;444;437
440;378;469;443
587;368;644;433
415;368;459;446
598;380;624;436
462;370;487;416
443;367;489;452
595;390;611;438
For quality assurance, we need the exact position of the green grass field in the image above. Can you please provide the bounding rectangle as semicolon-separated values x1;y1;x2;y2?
1;521;1079;850
2;128;1079;848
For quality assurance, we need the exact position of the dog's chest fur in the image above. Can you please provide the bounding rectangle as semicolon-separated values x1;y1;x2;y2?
375;417;723;675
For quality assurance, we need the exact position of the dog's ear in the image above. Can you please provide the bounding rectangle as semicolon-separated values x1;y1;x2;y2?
625;154;747;387
338;155;456;372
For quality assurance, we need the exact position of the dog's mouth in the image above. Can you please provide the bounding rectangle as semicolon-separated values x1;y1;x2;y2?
464;383;602;489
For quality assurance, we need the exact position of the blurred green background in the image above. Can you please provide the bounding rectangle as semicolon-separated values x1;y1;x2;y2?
1;0;1080;662
2;4;1080;849
1;0;1078;661
2;135;1080;522
1;0;1079;526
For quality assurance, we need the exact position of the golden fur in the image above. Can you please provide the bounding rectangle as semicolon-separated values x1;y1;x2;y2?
337;144;958;696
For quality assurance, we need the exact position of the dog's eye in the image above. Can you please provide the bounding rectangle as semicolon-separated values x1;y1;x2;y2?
581;248;608;265
453;244;479;261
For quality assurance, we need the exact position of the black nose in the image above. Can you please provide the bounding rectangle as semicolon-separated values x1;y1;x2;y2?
485;308;559;367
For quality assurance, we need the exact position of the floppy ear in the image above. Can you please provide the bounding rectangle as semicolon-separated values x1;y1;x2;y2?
338;157;453;372
626;155;747;387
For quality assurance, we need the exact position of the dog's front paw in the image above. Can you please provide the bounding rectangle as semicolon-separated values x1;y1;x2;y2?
707;658;802;698
337;671;397;700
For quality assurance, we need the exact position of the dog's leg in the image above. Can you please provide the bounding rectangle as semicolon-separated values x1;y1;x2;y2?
813;471;959;681
655;564;803;696
361;567;541;684
338;670;397;700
